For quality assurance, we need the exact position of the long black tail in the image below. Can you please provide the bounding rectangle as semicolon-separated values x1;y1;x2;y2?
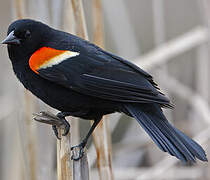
124;104;207;163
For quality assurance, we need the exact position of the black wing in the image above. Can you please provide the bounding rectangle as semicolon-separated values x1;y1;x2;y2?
36;46;172;107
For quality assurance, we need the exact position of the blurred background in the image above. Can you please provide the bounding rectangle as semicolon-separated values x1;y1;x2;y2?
0;0;209;179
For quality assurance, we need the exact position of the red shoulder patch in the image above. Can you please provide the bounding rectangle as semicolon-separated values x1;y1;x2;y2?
29;47;67;74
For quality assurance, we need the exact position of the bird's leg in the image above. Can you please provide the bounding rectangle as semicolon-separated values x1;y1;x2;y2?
71;117;102;161
33;111;70;139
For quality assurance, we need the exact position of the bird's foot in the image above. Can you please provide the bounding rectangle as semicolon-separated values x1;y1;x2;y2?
52;125;61;140
56;112;70;136
33;111;70;139
71;140;87;161
52;115;70;139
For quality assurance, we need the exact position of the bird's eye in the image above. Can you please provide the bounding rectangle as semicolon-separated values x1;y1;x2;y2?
25;30;31;39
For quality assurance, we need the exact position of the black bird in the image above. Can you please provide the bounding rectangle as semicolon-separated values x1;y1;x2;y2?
2;19;207;162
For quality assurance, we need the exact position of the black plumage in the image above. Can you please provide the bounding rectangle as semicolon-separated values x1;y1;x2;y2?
2;19;207;162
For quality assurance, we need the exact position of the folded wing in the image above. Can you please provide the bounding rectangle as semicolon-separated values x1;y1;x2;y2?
31;47;172;107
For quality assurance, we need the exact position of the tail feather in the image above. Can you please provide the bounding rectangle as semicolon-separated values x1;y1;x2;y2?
140;111;188;161
174;128;206;161
125;104;207;163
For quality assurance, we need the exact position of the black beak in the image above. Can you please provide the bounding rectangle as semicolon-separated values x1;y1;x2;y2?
1;31;21;45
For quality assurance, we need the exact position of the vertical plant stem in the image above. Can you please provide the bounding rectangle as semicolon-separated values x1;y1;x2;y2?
13;0;38;179
57;130;72;180
92;0;114;179
66;0;90;179
92;0;104;47
58;0;90;179
63;0;80;147
71;0;88;39
23;91;37;180
71;0;90;176
14;0;25;18
72;150;89;180
92;117;113;180
56;1;74;178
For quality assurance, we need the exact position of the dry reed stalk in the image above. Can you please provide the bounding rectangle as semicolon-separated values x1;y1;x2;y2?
13;0;38;179
152;0;173;125
70;0;114;178
32;110;72;180
135;27;209;70
14;0;25;19
23;91;37;180
59;0;90;179
66;0;114;178
91;0;114;179
71;0;88;39
63;0;79;146
72;148;89;180
70;1;90;179
57;129;73;180
91;118;113;180
92;0;104;47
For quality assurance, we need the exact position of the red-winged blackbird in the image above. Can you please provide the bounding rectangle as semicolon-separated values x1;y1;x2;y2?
2;19;207;162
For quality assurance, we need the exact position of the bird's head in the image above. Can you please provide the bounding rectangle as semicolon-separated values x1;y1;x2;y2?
2;19;52;62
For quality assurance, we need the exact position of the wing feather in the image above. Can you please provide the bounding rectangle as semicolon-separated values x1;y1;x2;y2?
74;73;170;104
33;47;172;107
